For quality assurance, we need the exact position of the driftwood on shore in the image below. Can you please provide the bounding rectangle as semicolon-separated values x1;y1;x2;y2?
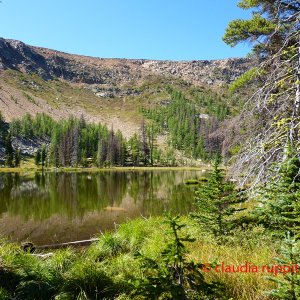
22;238;99;252
33;253;54;258
36;238;99;249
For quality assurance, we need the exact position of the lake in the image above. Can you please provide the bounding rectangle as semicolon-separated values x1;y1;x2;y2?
0;169;205;245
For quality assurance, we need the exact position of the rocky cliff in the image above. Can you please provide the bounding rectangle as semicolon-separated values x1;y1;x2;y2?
0;38;251;86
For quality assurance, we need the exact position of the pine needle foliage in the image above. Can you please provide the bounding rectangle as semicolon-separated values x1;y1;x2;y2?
4;132;14;167
268;234;300;300
191;157;246;240
134;214;223;299
254;148;300;238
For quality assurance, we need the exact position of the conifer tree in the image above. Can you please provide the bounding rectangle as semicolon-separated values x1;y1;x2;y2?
97;138;107;167
128;133;140;166
0;111;5;138
58;123;79;167
35;149;41;167
107;129;117;166
140;120;150;166
268;234;300;300
135;215;221;299
223;0;300;184
48;125;60;167
4;132;14;167
20;113;34;138
255;147;300;238
14;148;21;167
191;157;245;239
115;130;127;166
147;123;157;166
41;144;47;170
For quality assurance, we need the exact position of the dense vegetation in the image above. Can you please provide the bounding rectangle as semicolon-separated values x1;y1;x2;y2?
0;83;232;169
141;86;228;160
0;215;277;300
0;112;177;168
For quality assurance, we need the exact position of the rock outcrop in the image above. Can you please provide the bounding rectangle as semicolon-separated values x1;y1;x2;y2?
0;38;252;87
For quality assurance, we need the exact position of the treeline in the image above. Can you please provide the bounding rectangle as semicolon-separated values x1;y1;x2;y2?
141;87;223;160
0;112;176;168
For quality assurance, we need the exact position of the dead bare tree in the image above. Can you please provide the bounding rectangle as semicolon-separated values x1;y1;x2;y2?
225;1;300;188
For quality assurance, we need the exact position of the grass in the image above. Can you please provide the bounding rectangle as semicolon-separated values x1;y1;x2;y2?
1;70;192;126
0;156;211;170
0;216;280;300
0;160;210;173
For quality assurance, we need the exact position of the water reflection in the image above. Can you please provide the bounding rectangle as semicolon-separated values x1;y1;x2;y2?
0;170;203;244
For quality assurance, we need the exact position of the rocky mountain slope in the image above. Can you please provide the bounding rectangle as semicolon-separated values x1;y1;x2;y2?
0;38;251;137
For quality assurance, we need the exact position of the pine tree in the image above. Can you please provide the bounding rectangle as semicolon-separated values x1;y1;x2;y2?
41;144;47;170
4;132;14;167
97;138;108;167
135;214;221;299
14;148;21;167
255;147;300;238
147;123;157;166
115;130;127;166
191;157;245;239
71;126;79;167
128;133;140;166
35;149;41;167
268;234;300;300
107;129;117;166
0;111;5;138
21;113;34;138
223;0;300;183
140;120;150;166
58;123;79;167
48;125;60;167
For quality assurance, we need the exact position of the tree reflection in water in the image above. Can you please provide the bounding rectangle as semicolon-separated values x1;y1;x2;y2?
0;170;204;244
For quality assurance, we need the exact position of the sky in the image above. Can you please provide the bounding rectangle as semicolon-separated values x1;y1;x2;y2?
0;0;253;61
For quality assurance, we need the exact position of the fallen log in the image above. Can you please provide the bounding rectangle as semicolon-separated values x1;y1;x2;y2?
33;253;54;259
36;238;99;250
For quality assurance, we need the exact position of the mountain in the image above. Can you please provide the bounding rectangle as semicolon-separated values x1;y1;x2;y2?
0;38;251;137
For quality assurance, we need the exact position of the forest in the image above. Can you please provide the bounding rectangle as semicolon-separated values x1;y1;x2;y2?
140;86;227;160
0;85;229;169
0;112;175;168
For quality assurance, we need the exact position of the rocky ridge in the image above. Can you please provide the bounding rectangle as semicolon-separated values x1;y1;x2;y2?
0;38;251;88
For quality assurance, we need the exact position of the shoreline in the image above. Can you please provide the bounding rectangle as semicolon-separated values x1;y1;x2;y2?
0;165;211;173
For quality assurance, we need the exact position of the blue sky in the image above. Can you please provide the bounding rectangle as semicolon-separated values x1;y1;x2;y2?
0;1;252;60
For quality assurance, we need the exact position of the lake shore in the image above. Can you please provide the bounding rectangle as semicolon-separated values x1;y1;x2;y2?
0;165;211;173
0;216;276;300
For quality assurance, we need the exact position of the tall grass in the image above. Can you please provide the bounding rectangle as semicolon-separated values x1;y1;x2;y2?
0;217;279;300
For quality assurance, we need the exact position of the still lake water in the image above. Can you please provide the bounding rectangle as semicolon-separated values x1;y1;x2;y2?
0;170;205;245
